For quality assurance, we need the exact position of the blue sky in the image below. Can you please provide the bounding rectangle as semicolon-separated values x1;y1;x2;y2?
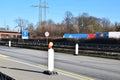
0;0;120;30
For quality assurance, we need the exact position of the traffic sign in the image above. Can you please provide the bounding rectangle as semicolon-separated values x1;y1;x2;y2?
22;30;29;39
45;31;49;37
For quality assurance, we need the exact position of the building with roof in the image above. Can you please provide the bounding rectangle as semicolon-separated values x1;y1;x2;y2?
0;30;21;39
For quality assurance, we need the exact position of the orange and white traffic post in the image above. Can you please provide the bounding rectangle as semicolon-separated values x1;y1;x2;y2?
44;42;57;75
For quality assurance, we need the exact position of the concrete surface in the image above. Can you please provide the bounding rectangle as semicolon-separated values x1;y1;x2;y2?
0;57;83;80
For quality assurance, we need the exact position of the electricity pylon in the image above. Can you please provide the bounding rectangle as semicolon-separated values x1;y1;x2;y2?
32;0;48;25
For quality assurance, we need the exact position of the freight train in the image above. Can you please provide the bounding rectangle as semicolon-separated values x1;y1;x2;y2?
63;32;120;39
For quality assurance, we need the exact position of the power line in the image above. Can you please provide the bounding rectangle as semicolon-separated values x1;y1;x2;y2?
31;0;48;25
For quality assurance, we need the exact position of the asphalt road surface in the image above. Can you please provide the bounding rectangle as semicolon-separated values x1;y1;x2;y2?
0;46;120;80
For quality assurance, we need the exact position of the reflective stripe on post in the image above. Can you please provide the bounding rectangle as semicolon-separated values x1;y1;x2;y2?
48;48;54;72
9;41;11;47
75;43;79;55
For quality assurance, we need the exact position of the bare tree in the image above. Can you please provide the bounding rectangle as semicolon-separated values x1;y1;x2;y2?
64;11;74;33
78;13;103;33
115;22;120;31
78;13;89;33
36;21;47;37
15;18;28;33
100;18;111;32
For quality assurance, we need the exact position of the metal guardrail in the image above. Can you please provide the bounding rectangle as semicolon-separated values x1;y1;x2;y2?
0;40;120;53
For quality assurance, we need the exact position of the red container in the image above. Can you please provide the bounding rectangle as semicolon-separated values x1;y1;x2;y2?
88;34;95;39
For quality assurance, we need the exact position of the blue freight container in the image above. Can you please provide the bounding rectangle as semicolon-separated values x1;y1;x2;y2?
63;34;76;38
63;34;79;38
78;34;88;39
96;32;108;38
63;34;70;38
103;32;108;38
63;34;88;39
